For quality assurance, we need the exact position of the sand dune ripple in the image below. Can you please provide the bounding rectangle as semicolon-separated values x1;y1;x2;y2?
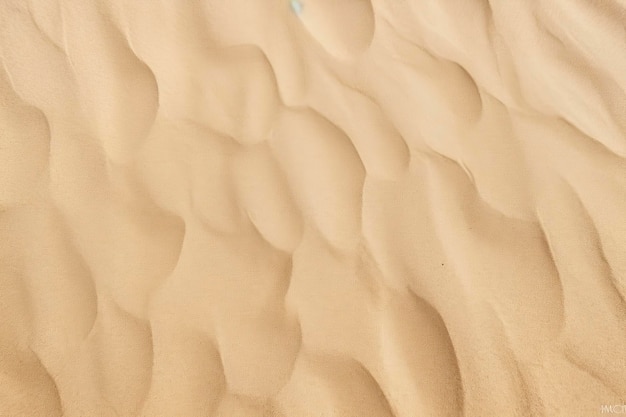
1;0;625;416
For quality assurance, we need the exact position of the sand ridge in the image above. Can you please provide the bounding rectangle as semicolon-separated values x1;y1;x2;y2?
0;0;625;416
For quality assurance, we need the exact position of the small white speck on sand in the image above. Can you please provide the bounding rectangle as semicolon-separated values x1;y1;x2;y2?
290;0;303;15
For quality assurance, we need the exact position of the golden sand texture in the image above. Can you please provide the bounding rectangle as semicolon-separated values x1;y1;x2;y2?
1;0;625;416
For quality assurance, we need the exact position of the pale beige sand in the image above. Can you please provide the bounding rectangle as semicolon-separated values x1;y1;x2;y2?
1;0;625;416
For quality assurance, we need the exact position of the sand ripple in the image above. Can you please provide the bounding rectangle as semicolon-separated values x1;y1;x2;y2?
1;0;625;416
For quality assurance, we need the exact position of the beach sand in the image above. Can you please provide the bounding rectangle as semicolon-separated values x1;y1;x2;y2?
1;0;625;416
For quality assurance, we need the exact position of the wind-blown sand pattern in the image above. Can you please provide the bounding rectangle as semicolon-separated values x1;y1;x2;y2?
0;0;625;416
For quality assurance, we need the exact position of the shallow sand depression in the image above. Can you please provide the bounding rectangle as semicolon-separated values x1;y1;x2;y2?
0;0;625;416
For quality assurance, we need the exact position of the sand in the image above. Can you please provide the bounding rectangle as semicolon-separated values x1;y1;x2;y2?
0;0;625;416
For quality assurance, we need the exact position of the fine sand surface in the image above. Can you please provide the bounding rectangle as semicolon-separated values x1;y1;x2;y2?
1;0;626;416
